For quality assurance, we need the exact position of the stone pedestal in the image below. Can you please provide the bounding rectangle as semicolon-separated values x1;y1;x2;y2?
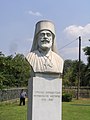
27;76;62;120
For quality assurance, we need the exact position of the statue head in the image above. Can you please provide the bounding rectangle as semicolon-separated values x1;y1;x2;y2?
31;20;57;53
37;30;53;51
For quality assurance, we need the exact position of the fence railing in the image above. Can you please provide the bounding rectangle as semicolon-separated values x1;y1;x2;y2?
0;87;27;102
63;86;90;98
0;86;90;102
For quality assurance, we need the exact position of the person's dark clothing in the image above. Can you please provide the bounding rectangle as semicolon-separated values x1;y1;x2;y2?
19;90;26;106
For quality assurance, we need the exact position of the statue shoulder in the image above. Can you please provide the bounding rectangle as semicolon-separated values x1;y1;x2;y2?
26;50;41;62
26;50;38;57
52;51;64;62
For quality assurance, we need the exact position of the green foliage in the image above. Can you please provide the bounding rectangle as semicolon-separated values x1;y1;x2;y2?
63;60;87;86
62;92;72;102
0;49;90;88
0;52;31;89
0;73;6;90
83;40;90;86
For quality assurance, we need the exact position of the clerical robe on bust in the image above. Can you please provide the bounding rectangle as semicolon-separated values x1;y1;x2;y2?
26;20;64;76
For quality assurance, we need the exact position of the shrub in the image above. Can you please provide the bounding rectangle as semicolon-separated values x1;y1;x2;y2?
62;93;72;102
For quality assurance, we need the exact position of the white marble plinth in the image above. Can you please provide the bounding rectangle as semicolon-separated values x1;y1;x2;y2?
27;76;62;120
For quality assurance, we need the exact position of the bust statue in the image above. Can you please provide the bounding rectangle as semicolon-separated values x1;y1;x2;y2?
26;20;64;76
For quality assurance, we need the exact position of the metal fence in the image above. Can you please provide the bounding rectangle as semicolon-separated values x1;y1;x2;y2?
63;86;90;98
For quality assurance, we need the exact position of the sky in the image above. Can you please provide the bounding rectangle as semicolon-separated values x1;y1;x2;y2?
0;0;90;64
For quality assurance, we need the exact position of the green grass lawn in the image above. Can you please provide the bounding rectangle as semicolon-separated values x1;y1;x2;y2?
62;99;90;120
0;99;90;120
0;100;27;120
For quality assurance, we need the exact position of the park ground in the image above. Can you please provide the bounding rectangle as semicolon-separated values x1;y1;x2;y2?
0;98;90;120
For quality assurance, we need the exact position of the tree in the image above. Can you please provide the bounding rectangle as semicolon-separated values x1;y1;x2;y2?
83;47;90;65
63;60;73;86
63;60;87;86
12;54;31;87
83;40;90;86
0;52;31;88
